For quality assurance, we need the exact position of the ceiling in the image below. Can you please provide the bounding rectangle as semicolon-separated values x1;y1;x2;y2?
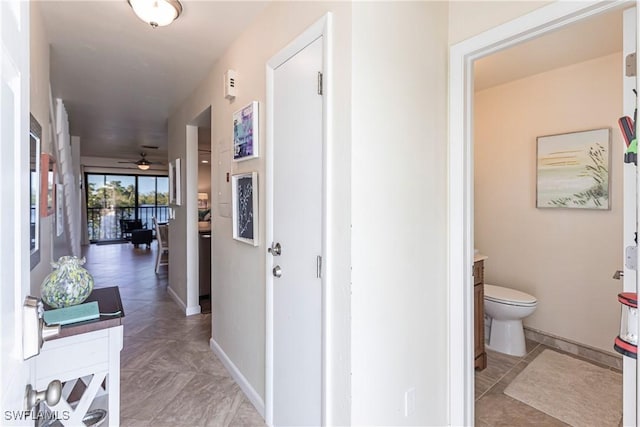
39;0;269;165
38;2;626;165
474;7;624;91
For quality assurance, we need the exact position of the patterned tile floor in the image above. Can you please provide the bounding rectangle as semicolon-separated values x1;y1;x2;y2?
83;242;265;427
475;339;622;426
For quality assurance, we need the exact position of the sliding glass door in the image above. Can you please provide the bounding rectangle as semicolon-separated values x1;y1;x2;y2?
86;174;169;242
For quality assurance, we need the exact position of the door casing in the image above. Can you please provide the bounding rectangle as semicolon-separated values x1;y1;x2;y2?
448;1;632;425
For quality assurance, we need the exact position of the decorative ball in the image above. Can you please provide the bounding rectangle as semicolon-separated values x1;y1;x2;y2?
41;256;94;308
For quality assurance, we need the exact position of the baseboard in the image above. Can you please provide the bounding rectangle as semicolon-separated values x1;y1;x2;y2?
167;286;201;316
210;338;265;419
524;326;622;370
186;305;201;316
167;286;187;312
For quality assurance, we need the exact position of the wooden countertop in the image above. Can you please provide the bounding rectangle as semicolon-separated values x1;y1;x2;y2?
474;254;488;263
45;286;125;340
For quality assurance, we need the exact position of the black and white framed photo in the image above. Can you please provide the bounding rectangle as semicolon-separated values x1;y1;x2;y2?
233;101;259;162
232;172;258;246
169;158;181;206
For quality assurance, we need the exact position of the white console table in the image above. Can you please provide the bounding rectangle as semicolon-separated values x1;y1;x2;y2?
35;287;124;426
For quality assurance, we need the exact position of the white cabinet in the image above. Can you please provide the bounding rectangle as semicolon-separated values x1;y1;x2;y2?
36;287;124;426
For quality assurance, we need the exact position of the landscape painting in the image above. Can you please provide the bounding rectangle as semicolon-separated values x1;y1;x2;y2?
536;128;610;210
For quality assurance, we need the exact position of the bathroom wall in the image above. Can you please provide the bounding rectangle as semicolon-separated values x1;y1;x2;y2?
474;52;623;353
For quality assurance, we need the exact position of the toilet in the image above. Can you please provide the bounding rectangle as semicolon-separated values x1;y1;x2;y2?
484;284;537;357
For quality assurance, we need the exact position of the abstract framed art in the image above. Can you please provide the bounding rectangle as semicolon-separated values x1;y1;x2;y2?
233;101;259;162
536;128;610;210
231;172;258;246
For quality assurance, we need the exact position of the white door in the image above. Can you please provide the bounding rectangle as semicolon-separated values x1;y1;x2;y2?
270;36;324;426
1;0;34;423
623;6;638;425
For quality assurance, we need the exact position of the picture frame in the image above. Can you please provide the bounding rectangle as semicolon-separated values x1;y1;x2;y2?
233;101;259;162
197;193;209;209
536;128;611;210
232;172;258;246
169;158;182;206
40;153;56;217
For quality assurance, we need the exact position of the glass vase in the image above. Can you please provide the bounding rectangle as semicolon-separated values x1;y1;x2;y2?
41;256;94;308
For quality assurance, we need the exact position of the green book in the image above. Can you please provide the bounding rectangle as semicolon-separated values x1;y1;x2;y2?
43;301;100;326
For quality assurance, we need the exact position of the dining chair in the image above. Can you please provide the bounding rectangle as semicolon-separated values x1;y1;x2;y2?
153;217;169;273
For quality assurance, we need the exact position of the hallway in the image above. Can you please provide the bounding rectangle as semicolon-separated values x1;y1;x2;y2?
83;243;265;426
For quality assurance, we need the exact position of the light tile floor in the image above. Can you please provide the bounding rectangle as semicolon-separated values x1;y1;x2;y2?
83;242;265;427
475;339;622;426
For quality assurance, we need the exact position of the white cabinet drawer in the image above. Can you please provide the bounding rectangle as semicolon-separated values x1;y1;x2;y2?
35;329;110;387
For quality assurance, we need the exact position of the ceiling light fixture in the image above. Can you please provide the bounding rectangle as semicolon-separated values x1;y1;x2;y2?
128;0;183;28
137;160;151;171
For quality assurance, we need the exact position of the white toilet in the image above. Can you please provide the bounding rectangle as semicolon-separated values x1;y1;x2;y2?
484;284;537;357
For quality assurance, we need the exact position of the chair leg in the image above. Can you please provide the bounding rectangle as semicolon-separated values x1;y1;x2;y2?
155;249;161;273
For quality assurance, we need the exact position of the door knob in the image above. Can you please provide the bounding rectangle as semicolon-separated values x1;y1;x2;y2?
273;265;282;278
25;380;62;410
268;242;282;256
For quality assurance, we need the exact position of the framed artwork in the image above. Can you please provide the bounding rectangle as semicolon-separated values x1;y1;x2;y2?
233;101;259;162
169;158;182;206
40;153;56;217
232;172;258;246
198;193;209;209
536;128;610;210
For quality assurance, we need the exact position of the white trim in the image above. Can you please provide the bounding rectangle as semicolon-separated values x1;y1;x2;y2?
166;285;201;316
265;13;332;427
185;304;201;316
210;338;265;418
448;1;628;425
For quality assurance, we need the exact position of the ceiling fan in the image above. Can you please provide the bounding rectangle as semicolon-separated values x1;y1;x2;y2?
117;152;163;171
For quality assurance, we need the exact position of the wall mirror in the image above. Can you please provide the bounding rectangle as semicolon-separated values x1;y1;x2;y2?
30;114;41;269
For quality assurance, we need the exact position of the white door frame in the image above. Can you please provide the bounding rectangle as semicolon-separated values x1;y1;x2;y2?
448;1;629;424
265;13;332;427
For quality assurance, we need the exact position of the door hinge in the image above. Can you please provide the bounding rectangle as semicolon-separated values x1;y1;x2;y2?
626;52;636;77
317;255;323;278
625;245;637;271
317;72;323;95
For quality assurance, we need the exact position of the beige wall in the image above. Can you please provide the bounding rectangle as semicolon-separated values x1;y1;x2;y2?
351;2;448;425
448;1;550;45
168;2;352;423
474;53;623;353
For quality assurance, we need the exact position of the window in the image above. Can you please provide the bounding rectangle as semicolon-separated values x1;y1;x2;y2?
86;173;169;242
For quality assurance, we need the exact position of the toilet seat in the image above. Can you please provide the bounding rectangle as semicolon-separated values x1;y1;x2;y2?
484;284;537;307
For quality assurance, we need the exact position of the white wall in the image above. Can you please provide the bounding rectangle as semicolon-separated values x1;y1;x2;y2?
351;2;448;425
474;53;623;352
167;2;352;423
29;2;65;294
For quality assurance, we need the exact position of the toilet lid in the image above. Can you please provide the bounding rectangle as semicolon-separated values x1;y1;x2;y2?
484;284;537;306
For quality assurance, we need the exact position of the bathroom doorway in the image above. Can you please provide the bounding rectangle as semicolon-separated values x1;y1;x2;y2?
448;2;636;425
